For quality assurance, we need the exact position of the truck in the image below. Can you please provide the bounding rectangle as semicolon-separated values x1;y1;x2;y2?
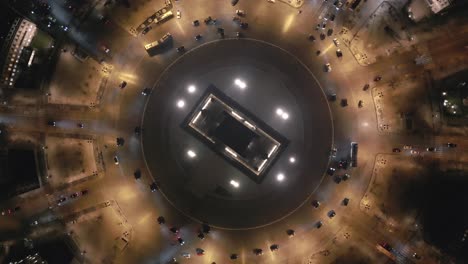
350;142;358;167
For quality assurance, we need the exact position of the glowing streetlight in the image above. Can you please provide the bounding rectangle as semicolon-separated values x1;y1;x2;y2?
187;149;196;158
177;99;185;108
188;85;196;93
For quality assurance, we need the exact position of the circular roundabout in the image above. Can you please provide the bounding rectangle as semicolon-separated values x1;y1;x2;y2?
142;39;333;229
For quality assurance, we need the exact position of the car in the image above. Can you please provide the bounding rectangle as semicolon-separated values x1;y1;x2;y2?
230;254;238;260
142;26;152;35
374;76;382;82
77;123;84;128
142;88;150;96
270;244;279;251
102;45;110;53
380;242;393;251
286;229;295;237
325;63;332;72
327;28;333;36
201;223;211;234
413;253;421;259
157;216;165;224
338;159;348;169
343;198;349;206
232;16;241;23
320;33;326;40
341;99;348;107
119;81;127;89
197;232;205;240
267;0;276;3
403;145;413;150
81;189;89;195
116;137;124;146
316;221;323;228
315;24;320;30
47;120;56;126
195;34;202;41
113;156;119;165
330;14;336;21
204;16;212;24
393;148;401;152
236;9;245;16
336;49;343;57
236;31;242;38
447;143;457;148
333;38;340;46
253;248;263;256
334;1;343;9
363;83;370;90
358;100;363;108
217;27;224;34
57;197;67;205
177;237;185;245
327;167;336;175
410;150;420;155
329;93;337;101
334;176;342;184
134;126;141;135
330;147;337;157
426;147;436;152
170;226;179;234
328;210;336;218
150;182;159;192
176;46;185;53
176;10;181;19
134;169;141;180
342;173;350;181
240;22;248;29
70;192;79;198
181;252;190;258
308;34;316;41
195;248;205;256
192;20;199;26
312;200;321;208
231;0;239;6
321;21;327;29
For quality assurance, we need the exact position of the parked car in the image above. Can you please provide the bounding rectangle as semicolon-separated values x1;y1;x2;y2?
324;63;332;72
270;244;279;251
312;200;321;208
195;34;202;41
333;38;340;46
176;46;185;53
150;182;159;192
328;210;336;218
253;248;263;256
192;20;199;26
176;10;181;19
447;143;457;148
286;229;295;237
343;198;349;206
113;155;119;165
316;221;323;228
231;0;239;6
236;9;245;16
142;88;150;96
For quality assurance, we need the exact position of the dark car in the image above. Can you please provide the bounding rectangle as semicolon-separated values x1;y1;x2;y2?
312;200;321;208
338;159;348;169
157;216;165;225
195;34;202;40
240;22;248;29
204;16;212;24
426;147;436;152
330;14;336;21
192;20;199;26
231;0;239;6
81;189;89;195
176;46;185;53
342;173;350;181
286;229;295;237
316;221;323;229
70;193;79;198
341;99;348;107
134;169;141;180
197;232;205;240
320;33;326;40
230;254;238;260
57;197;67;205
336;49;343;57
308;34;316;41
328;210;336;218
327;167;336;176
116;137;124;146
201;223;211;234
134;126;141;135
270;244;279;251
119;81;127;89
447;143;457;148
150;182;159;192
363;83;370;90
374;76;382;82
329;93;337;101
327;28;333;36
170;227;179;234
177;237;185;245
47;120;56;126
392;148;401;152
253;248;263;256
142;88;150;96
142;26;151;35
343;198;349;206
195;248;205;256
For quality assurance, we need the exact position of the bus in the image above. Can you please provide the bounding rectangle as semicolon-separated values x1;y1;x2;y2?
155;11;174;24
145;33;172;54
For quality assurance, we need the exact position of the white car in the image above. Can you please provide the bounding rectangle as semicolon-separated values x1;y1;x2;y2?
236;10;245;16
325;63;332;72
113;156;119;165
333;38;340;46
176;10;181;19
